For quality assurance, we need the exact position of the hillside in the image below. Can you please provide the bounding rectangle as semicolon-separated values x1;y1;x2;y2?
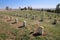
0;10;60;40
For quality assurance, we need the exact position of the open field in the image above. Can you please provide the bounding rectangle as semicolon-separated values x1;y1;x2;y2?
0;10;60;40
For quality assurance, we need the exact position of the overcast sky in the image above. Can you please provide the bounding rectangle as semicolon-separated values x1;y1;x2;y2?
0;0;60;9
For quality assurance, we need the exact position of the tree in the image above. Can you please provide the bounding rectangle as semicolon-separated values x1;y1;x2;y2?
28;6;30;10
24;7;27;10
30;7;32;10
10;8;12;10
19;7;21;10
5;6;9;10
41;8;43;11
55;4;60;13
28;6;32;10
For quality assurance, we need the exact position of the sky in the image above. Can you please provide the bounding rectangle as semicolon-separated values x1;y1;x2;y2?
0;0;60;9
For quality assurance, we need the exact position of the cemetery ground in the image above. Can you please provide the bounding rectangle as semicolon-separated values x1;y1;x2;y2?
0;10;60;40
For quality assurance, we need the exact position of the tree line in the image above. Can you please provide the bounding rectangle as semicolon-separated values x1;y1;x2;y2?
5;6;32;10
5;4;60;13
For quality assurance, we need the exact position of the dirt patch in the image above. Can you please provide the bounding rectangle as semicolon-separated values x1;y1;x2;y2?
11;22;23;28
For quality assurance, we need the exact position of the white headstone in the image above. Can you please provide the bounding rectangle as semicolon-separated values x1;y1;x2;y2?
37;26;44;35
23;20;26;27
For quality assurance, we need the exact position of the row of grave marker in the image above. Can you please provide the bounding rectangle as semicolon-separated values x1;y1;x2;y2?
2;14;58;37
4;16;45;36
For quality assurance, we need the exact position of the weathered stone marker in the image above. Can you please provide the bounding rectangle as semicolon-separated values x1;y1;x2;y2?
15;18;18;23
18;20;26;28
39;14;44;22
49;16;51;19
31;15;35;20
37;26;44;35
23;20;26;27
33;26;44;36
26;14;28;18
52;19;57;25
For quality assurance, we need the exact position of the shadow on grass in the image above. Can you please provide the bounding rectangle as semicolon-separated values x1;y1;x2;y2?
18;25;25;28
29;32;34;34
33;32;42;36
29;32;42;37
11;22;17;24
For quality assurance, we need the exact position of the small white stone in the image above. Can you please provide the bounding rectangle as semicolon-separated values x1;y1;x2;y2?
23;20;26;27
37;26;44;35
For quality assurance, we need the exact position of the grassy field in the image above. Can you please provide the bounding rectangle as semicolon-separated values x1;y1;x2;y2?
0;10;60;40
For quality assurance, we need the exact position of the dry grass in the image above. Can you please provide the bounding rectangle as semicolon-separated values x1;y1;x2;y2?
0;10;60;40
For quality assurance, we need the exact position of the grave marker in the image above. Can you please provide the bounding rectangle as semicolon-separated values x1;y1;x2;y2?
37;26;44;35
39;14;44;22
23;20;26;27
31;15;35;20
26;14;28;18
15;18;18;23
52;19;57;25
33;26;44;36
